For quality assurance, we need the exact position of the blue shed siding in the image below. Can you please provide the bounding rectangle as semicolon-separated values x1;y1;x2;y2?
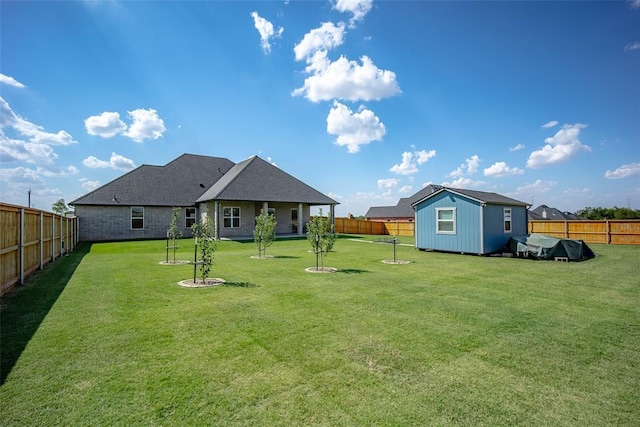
482;205;529;253
415;192;482;253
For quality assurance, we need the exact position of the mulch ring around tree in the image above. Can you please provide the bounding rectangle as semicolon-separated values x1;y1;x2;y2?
305;267;338;273
159;260;191;265
381;260;411;265
178;278;226;287
250;255;275;259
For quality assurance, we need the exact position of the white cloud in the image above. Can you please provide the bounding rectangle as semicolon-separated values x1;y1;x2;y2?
0;73;26;89
326;102;386;153
527;123;591;168
0;166;43;184
1;97;76;146
389;149;436;175
250;11;283;54
0;135;57;164
85;111;127;138
398;185;412;194
515;179;557;195
484;161;524;177
604;162;640;179
332;0;373;27
630;0;640;9
624;41;640;51
449;154;480;177
415;149;437;165
82;152;136;171
84;108;165;142
541;120;558;129
441;177;485;189
294;22;346;61
293;54;401;103
123;109;166;142
36;165;79;178
80;178;101;190
378;178;399;196
509;144;525;152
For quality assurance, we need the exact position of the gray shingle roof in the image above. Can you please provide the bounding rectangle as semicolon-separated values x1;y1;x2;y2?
71;153;336;207
71;154;236;206
196;156;337;205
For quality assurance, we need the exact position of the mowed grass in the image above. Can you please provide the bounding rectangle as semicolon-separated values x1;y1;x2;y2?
1;235;639;425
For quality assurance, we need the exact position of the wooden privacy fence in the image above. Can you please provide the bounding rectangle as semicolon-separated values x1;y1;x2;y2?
528;220;640;245
333;218;415;237
333;217;640;245
1;203;78;296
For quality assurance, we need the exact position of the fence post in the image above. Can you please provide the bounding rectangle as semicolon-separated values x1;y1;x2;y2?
52;214;56;262
606;219;610;244
565;221;569;238
20;208;25;285
40;211;44;270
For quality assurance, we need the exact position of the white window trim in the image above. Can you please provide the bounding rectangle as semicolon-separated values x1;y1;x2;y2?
223;206;241;228
504;207;512;233
131;206;144;230
436;207;456;234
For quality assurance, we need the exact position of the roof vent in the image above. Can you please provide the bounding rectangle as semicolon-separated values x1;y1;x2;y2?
199;183;205;188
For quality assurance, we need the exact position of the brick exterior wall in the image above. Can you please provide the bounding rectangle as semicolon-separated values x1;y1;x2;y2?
76;203;312;242
76;205;195;242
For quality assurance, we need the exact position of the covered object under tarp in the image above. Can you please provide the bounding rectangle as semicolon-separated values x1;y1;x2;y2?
506;233;595;261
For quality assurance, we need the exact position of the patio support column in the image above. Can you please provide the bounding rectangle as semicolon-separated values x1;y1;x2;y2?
262;202;268;214
213;201;220;240
298;203;303;235
330;204;336;234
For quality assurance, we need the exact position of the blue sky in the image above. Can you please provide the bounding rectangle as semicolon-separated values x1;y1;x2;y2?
1;0;639;216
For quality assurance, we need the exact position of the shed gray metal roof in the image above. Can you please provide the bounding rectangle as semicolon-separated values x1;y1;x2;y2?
412;187;530;207
196;156;337;205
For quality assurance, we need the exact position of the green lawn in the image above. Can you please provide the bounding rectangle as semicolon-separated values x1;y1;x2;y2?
1;236;639;426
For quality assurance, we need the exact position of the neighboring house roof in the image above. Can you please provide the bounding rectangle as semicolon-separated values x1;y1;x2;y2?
196;155;337;205
70;153;336;207
412;187;530;207
365;185;441;219
530;205;584;220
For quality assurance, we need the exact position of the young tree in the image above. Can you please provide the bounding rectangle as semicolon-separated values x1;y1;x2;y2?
254;209;276;257
306;208;336;270
191;214;218;283
52;199;68;215
167;207;183;263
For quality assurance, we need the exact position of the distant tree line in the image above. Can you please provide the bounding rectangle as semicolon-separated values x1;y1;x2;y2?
576;206;640;220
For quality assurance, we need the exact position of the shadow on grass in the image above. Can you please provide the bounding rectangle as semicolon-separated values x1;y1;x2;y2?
337;269;368;274
0;243;91;385
222;282;258;288
274;255;301;259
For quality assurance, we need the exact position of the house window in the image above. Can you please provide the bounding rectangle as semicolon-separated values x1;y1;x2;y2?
131;207;144;230
504;208;512;233
186;208;196;228
267;207;276;217
436;207;456;234
223;207;240;228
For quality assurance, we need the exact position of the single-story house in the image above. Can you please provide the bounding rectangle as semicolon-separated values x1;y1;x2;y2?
70;153;338;242
528;205;585;221
412;187;530;255
365;185;441;222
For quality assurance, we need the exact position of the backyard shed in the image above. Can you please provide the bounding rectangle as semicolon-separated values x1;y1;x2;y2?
412;187;530;255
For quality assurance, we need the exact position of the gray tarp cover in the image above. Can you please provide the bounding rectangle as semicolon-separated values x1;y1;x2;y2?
506;233;595;261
